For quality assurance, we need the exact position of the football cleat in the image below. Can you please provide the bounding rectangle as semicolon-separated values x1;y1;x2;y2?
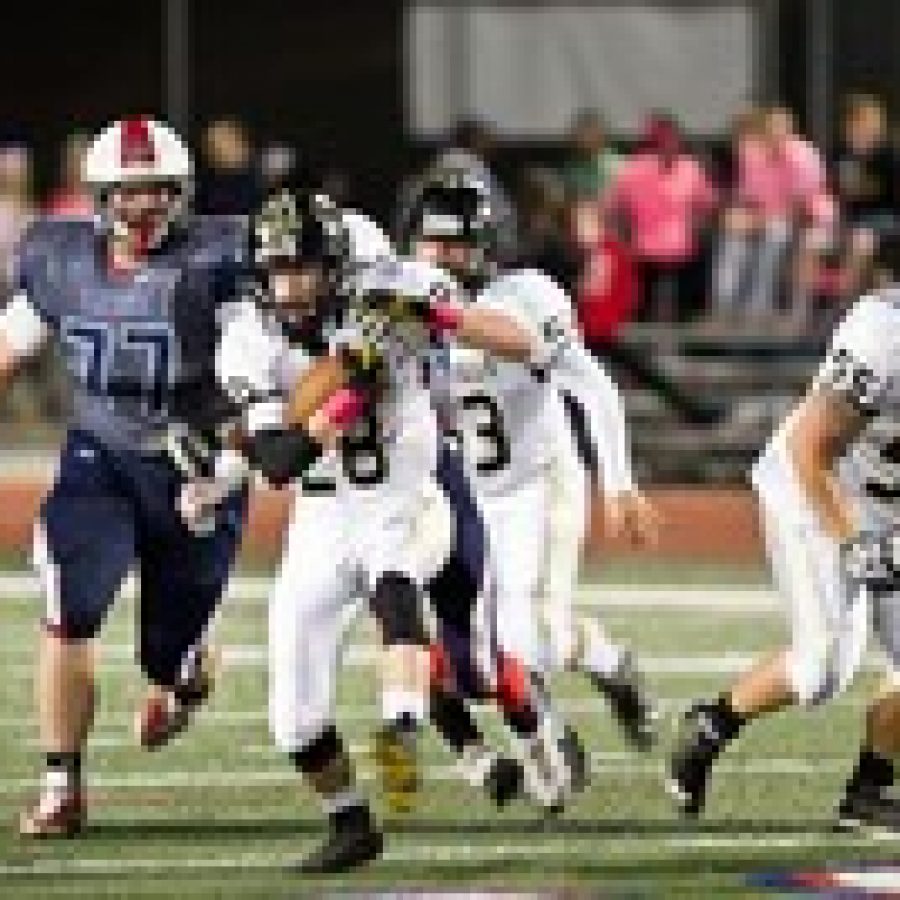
292;805;383;874
515;719;573;813
18;791;84;838
136;648;215;750
836;791;900;834
483;755;525;808
372;724;420;814
591;650;658;752
666;702;729;818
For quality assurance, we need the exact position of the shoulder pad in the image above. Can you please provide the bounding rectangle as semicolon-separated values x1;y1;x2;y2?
341;209;393;267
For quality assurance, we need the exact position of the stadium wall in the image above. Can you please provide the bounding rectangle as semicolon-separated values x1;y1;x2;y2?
0;480;764;567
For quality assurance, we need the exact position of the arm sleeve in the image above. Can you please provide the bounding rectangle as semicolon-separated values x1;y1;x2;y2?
0;290;49;359
553;340;636;494
814;295;894;416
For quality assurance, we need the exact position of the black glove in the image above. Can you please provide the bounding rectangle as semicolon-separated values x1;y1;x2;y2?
244;426;324;488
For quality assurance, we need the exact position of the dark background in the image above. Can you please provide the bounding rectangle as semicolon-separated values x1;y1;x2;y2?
0;0;896;219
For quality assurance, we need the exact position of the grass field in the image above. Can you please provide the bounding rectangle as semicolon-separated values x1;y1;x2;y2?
0;568;897;898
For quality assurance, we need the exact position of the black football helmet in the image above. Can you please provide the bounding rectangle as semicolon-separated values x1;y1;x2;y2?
253;188;348;274
404;168;500;287
251;189;350;346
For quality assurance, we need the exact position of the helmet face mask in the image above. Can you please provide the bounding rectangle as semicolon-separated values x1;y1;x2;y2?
104;180;186;252
267;260;328;329
85;117;193;254
413;236;487;287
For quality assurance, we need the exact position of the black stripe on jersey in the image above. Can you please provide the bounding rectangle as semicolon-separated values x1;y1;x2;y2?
819;347;885;416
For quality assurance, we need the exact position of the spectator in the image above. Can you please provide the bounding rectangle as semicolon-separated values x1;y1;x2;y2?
570;199;637;342
195;118;264;216
830;94;900;298
259;141;296;194
0;144;33;296
559;109;622;203
606;112;716;321
395;118;517;258
516;166;579;290
571;198;719;425
44;132;94;219
713;105;834;324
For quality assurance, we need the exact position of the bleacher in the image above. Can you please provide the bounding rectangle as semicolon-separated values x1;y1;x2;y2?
619;324;827;483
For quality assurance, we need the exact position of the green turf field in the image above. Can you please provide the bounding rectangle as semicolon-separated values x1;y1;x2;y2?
0;568;896;898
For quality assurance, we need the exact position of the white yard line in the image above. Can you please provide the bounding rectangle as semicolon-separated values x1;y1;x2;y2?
0;572;778;609
0;757;862;795
0;691;869;734
0;834;880;878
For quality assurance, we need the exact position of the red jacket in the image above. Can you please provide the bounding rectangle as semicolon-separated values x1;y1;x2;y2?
576;234;638;341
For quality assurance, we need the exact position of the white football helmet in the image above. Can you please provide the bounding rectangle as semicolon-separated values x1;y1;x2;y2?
83;117;192;186
83;116;193;250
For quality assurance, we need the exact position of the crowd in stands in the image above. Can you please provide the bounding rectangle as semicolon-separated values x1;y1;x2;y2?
0;97;897;434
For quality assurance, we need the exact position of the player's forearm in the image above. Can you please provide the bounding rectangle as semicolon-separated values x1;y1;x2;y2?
452;305;536;362
422;298;535;361
562;347;635;494
284;354;351;429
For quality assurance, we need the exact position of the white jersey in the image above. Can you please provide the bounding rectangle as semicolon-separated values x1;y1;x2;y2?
756;291;900;526
431;267;634;498
215;254;454;510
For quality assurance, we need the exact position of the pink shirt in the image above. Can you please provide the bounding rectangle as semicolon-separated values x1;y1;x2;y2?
737;136;834;225
607;152;716;262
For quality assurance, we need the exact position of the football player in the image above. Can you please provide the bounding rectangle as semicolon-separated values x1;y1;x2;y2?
398;169;660;754
668;289;900;830
212;190;452;872
2;117;250;836
209;191;577;868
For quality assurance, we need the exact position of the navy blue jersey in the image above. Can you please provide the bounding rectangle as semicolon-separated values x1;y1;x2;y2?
15;216;249;454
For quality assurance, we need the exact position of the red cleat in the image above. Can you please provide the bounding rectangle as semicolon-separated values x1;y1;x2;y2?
18;791;84;838
136;650;215;750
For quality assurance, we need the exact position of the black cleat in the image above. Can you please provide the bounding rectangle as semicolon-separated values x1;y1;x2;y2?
667;702;731;818
484;755;525;807
592;651;658;751
559;725;590;793
836;791;900;834
293;805;383;874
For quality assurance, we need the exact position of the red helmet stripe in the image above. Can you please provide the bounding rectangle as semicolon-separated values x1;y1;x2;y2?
120;116;157;169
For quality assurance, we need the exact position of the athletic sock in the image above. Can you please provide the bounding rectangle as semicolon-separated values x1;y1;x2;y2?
580;620;624;680
707;695;746;745
330;798;372;834
845;747;895;800
458;744;498;788
43;751;82;798
381;689;426;732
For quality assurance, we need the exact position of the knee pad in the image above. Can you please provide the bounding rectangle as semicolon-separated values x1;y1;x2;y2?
370;572;428;645
287;723;344;775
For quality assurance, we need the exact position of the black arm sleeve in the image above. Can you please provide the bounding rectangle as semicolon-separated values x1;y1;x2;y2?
244;427;324;487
